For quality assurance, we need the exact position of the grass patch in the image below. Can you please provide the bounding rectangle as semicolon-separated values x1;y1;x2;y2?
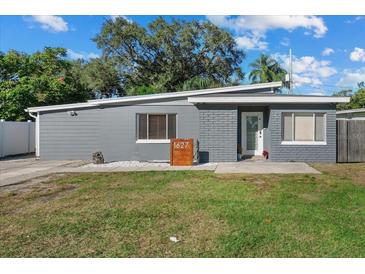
1;164;365;257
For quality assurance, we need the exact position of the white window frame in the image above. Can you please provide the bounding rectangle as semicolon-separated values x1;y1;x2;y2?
281;112;327;145
136;113;177;144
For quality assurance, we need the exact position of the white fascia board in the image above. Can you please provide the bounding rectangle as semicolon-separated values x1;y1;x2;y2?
25;82;283;113
188;96;351;104
336;108;365;114
26;102;99;113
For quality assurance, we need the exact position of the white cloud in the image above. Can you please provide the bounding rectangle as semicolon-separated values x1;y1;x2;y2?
280;38;290;47
110;15;132;23
338;68;365;88
293;74;322;87
30;16;69;32
322;47;334;56
235;36;267;50
207;16;327;37
87;53;99;59
207;16;327;51
273;53;337;87
67;49;99;60
345;16;364;24
350;47;365;62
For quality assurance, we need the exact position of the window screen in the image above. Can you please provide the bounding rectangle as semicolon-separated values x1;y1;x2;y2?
294;113;314;141
168;114;176;139
148;115;166;139
315;113;325;141
138;114;147;139
282;113;293;141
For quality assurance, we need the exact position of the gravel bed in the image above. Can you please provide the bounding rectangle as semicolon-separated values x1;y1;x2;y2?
81;161;216;168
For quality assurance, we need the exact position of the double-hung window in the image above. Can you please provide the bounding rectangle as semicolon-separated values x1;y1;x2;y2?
137;114;176;142
282;112;326;144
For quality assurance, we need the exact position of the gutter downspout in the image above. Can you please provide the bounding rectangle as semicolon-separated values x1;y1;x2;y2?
28;111;40;158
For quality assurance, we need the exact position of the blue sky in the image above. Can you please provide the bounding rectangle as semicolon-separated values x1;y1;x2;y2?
1;15;364;95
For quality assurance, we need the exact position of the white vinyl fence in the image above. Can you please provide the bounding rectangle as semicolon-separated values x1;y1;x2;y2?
0;120;35;158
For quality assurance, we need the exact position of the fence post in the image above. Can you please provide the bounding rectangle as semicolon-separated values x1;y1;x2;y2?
0;119;4;157
27;120;31;153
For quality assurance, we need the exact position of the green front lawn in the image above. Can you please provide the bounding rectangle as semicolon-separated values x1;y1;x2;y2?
1;164;365;257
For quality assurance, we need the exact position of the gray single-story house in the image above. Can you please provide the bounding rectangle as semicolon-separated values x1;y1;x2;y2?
336;108;365;120
26;82;350;163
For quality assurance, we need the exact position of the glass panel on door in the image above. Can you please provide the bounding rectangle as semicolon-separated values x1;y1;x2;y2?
246;116;258;150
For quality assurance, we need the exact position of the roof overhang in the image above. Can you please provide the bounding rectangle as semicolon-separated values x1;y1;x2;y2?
188;96;350;104
25;102;99;113
336;108;365;114
26;82;282;113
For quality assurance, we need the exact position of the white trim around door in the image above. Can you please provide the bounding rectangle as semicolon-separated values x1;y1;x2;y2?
241;112;264;156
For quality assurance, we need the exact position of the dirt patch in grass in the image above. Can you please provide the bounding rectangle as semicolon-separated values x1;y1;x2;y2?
312;163;365;185
0;173;67;194
0;174;78;216
122;192;174;212
215;174;283;195
298;193;322;203
167;181;186;189
36;184;78;202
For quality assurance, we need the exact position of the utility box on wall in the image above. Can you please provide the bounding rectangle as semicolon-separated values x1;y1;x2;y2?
170;138;193;166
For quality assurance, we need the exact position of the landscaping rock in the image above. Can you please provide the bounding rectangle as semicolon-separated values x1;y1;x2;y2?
92;151;104;164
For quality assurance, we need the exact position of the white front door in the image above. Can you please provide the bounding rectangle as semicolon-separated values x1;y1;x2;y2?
241;112;264;155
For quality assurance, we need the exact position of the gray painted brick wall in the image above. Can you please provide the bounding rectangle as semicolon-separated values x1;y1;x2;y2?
269;104;337;162
198;105;237;162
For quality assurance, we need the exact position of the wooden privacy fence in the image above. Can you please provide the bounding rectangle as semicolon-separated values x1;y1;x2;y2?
337;120;365;162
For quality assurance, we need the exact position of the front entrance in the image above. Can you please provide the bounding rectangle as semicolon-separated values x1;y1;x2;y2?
241;112;263;156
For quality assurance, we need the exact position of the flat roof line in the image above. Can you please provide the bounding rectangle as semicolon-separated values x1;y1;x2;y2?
26;82;282;113
188;96;350;104
336;108;365;114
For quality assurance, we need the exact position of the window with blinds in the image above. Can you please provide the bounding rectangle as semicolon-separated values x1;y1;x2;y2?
282;112;326;142
137;114;176;140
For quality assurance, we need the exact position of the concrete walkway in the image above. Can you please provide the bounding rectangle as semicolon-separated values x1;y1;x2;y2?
61;161;319;174
214;162;320;174
1;157;320;188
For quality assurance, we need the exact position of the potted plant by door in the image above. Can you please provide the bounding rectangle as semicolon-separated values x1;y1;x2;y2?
262;150;269;160
237;144;242;160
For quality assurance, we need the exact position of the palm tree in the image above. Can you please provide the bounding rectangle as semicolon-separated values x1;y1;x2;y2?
181;76;219;91
249;54;287;84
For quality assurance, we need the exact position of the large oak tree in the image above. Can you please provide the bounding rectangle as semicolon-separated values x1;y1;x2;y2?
93;17;245;93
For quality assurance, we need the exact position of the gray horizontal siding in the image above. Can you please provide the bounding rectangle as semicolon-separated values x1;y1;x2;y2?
269;104;337;162
39;99;199;161
99;104;199;161
39;108;101;160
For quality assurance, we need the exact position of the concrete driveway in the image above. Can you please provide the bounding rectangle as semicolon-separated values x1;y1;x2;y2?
0;155;85;187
